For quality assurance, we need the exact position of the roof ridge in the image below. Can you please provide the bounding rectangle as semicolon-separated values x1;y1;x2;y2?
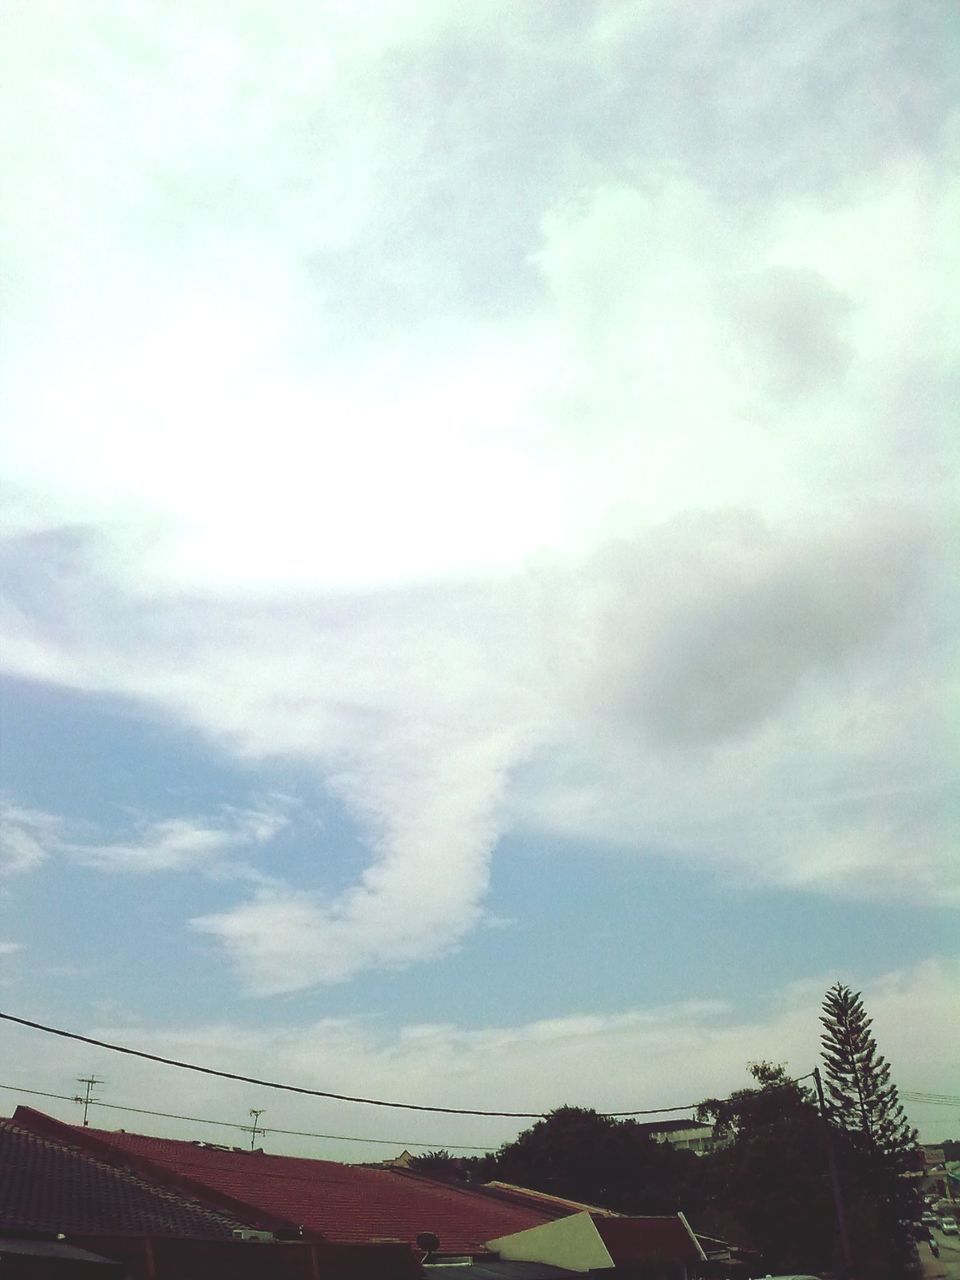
387;1167;557;1210
481;1182;621;1217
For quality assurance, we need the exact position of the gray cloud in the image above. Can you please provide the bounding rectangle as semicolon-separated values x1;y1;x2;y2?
545;507;934;748
1;0;957;991
719;267;854;401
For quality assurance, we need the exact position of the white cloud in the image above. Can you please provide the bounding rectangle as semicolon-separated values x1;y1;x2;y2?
0;802;60;876
2;957;957;1154
0;0;957;991
0;800;289;878
192;723;520;991
65;812;279;876
0;502;954;991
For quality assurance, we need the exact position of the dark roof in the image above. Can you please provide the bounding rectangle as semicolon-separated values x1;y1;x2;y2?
12;1109;553;1256
0;1118;245;1238
592;1214;706;1264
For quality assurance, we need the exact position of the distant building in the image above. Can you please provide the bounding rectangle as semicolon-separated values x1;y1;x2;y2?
634;1119;715;1156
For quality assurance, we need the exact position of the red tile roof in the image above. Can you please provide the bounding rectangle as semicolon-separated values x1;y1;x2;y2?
0;1118;244;1238
592;1214;706;1264
12;1108;553;1256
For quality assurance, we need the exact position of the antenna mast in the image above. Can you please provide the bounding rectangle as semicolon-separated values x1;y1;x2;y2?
75;1075;103;1127
247;1108;265;1150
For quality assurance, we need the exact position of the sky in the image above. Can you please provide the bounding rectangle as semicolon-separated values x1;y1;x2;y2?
1;0;958;1158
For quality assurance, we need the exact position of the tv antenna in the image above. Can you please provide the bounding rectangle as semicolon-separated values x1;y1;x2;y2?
246;1108;266;1150
75;1076;103;1127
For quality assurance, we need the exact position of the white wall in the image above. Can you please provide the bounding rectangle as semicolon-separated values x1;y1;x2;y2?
487;1212;613;1273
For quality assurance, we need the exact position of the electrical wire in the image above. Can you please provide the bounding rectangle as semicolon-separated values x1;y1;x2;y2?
0;1073;813;1153
0;1082;491;1149
901;1091;960;1106
0;1010;711;1118
0;1070;821;1158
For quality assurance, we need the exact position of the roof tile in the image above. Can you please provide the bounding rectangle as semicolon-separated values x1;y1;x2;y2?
0;1119;245;1238
11;1110;553;1256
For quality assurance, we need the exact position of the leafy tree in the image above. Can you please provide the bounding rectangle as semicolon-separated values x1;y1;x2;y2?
695;1063;838;1273
407;1150;466;1181
482;1106;698;1215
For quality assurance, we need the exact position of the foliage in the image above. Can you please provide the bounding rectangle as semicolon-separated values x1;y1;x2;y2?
407;1150;466;1181
819;983;921;1278
695;1062;838;1273
405;990;926;1279
476;1106;700;1215
820;982;918;1161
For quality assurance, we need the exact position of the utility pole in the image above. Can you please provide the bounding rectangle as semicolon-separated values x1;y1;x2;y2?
813;1066;855;1277
247;1109;265;1150
75;1076;103;1127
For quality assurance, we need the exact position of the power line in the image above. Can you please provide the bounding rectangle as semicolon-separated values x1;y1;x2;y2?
0;1011;542;1118
0;1072;815;1154
0;1010;710;1119
0;1082;493;1149
901;1091;960;1107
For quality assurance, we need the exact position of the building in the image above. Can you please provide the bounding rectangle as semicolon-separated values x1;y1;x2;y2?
4;1107;753;1278
0;1111;418;1279
633;1120;715;1156
488;1211;707;1280
8;1107;554;1259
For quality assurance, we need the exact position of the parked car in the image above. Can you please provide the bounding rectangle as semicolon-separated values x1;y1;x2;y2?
922;1212;939;1226
940;1218;959;1235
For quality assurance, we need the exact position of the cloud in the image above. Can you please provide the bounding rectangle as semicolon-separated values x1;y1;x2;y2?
0;0;957;992
0;802;60;876
2;956;956;1153
0;500;955;994
192;723;520;991
65;810;285;876
0;800;289;878
548;506;934;749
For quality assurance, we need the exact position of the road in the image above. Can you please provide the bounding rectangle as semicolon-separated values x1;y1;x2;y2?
921;1226;960;1280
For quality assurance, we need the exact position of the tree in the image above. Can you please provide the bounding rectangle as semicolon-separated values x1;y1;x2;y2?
820;983;920;1278
696;1063;838;1273
483;1106;698;1215
820;983;917;1161
407;1150;467;1181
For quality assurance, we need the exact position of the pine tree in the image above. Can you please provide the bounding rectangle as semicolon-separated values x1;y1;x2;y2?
819;982;917;1162
820;983;921;1278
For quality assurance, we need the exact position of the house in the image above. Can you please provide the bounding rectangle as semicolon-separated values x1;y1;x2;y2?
488;1210;707;1280
9;1107;555;1259
5;1108;752;1278
0;1116;250;1240
0;1111;421;1280
0;1111;418;1279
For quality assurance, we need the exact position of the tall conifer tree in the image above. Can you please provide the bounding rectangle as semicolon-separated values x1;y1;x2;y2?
819;982;917;1161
